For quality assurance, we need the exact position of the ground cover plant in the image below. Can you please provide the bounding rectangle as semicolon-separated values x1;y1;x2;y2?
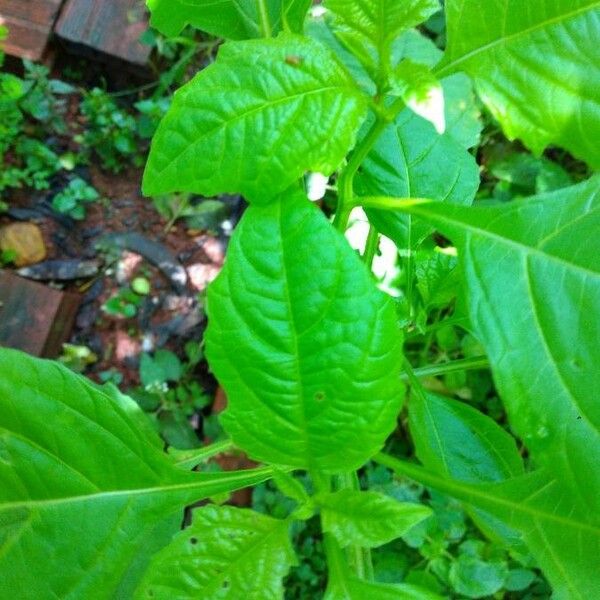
0;1;599;598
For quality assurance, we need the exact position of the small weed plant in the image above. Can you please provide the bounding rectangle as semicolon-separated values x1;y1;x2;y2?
0;1;599;598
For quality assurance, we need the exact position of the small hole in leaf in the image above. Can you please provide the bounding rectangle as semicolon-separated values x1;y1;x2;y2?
190;537;198;545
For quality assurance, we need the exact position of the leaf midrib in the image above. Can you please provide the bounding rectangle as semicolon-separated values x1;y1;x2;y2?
437;2;600;77
0;468;273;511
377;456;600;536
411;204;600;281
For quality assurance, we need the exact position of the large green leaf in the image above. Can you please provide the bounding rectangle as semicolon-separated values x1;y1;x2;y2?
356;74;481;248
318;489;430;548
378;454;600;600
205;190;404;471
365;176;600;509
0;349;274;599
409;391;523;483
324;0;440;80
439;0;600;169
143;34;367;203
147;0;311;39
135;505;296;599
409;390;526;547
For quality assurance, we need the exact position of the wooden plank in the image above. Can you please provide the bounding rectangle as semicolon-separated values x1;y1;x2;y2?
0;271;80;358
0;0;64;60
54;0;150;65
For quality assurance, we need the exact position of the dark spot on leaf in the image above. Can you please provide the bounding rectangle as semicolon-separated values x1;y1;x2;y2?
285;55;304;67
314;391;325;402
190;537;198;545
222;580;230;590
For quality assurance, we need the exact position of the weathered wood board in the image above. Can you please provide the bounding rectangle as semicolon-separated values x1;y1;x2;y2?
54;0;150;65
0;271;80;358
0;0;65;60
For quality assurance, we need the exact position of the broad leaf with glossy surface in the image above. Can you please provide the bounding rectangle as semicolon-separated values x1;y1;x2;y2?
143;34;368;203
147;0;311;39
409;391;523;483
135;506;296;599
318;489;431;548
205;191;404;471
368;177;600;509
0;349;274;599
439;0;600;168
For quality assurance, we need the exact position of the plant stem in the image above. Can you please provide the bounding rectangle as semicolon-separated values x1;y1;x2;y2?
164;194;191;233
403;355;490;383
256;0;272;37
171;438;235;469
334;98;406;233
405;315;470;340
334;472;374;581
312;471;355;589
405;215;414;318
362;225;379;268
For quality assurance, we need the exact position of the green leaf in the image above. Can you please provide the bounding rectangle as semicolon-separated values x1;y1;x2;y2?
324;0;440;80
449;554;508;599
378;454;600;600
325;575;443;600
135;505;296;599
409;391;523;483
415;251;460;310
147;0;311;39
409;390;526;548
0;348;276;598
439;0;600;169
356;75;480;249
205;190;404;471
377;177;600;510
143;34;367;203
392;60;445;134
318;489;431;548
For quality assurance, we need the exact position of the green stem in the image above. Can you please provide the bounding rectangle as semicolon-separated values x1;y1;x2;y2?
334;472;373;580
312;472;354;588
256;0;272;37
164;194;191;233
402;361;427;402
362;225;379;268
403;355;490;383
405;215;414;318
405;315;470;340
171;439;235;469
334;99;406;232
359;196;431;211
